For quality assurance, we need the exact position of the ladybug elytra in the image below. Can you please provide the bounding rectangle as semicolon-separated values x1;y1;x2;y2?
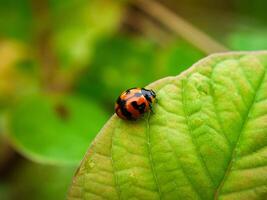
115;87;156;120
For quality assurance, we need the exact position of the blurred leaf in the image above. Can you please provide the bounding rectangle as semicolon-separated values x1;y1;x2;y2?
50;0;124;69
159;40;204;75
76;36;158;104
76;36;204;106
0;0;33;41
227;29;267;50
8;161;75;200
7;95;109;165
0;40;39;109
234;0;267;22
0;183;9;200
69;52;267;199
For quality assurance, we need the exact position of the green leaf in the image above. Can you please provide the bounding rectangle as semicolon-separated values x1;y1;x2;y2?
51;0;124;68
0;182;9;200
0;0;33;41
68;51;267;199
76;36;158;103
160;40;204;75
7;95;108;165
6;161;75;200
76;36;204;105
227;29;267;50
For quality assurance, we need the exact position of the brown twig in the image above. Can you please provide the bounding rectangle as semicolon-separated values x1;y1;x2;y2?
123;8;173;46
132;0;228;54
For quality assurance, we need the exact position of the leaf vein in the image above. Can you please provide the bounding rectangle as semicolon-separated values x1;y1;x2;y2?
181;78;216;187
146;114;162;199
214;62;266;199
166;134;203;199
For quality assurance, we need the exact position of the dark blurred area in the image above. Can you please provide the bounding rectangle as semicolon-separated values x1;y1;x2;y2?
0;0;266;199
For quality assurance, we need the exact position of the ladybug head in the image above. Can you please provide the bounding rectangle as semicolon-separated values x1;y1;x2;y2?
141;88;157;103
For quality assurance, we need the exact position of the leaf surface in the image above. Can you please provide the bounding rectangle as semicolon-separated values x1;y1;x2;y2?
8;95;108;165
68;51;267;199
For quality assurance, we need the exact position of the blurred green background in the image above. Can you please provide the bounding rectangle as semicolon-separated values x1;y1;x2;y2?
0;0;266;199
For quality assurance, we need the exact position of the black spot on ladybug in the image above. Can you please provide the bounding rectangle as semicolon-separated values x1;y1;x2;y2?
121;106;133;120
131;101;146;114
116;97;122;104
117;97;133;119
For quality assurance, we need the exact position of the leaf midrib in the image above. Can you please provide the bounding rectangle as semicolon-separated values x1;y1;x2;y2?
146;114;162;199
181;78;215;199
214;64;266;199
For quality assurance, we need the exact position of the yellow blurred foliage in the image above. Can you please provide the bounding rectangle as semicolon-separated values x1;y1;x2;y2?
0;40;32;100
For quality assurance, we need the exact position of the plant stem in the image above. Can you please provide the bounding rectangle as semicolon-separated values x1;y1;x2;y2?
132;0;228;54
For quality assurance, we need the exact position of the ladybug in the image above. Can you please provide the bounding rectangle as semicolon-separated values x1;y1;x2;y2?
115;87;156;120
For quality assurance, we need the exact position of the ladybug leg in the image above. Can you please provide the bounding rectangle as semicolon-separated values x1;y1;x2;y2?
149;103;154;114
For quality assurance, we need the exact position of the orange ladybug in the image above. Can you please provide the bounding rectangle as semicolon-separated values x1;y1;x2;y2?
115;87;156;120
